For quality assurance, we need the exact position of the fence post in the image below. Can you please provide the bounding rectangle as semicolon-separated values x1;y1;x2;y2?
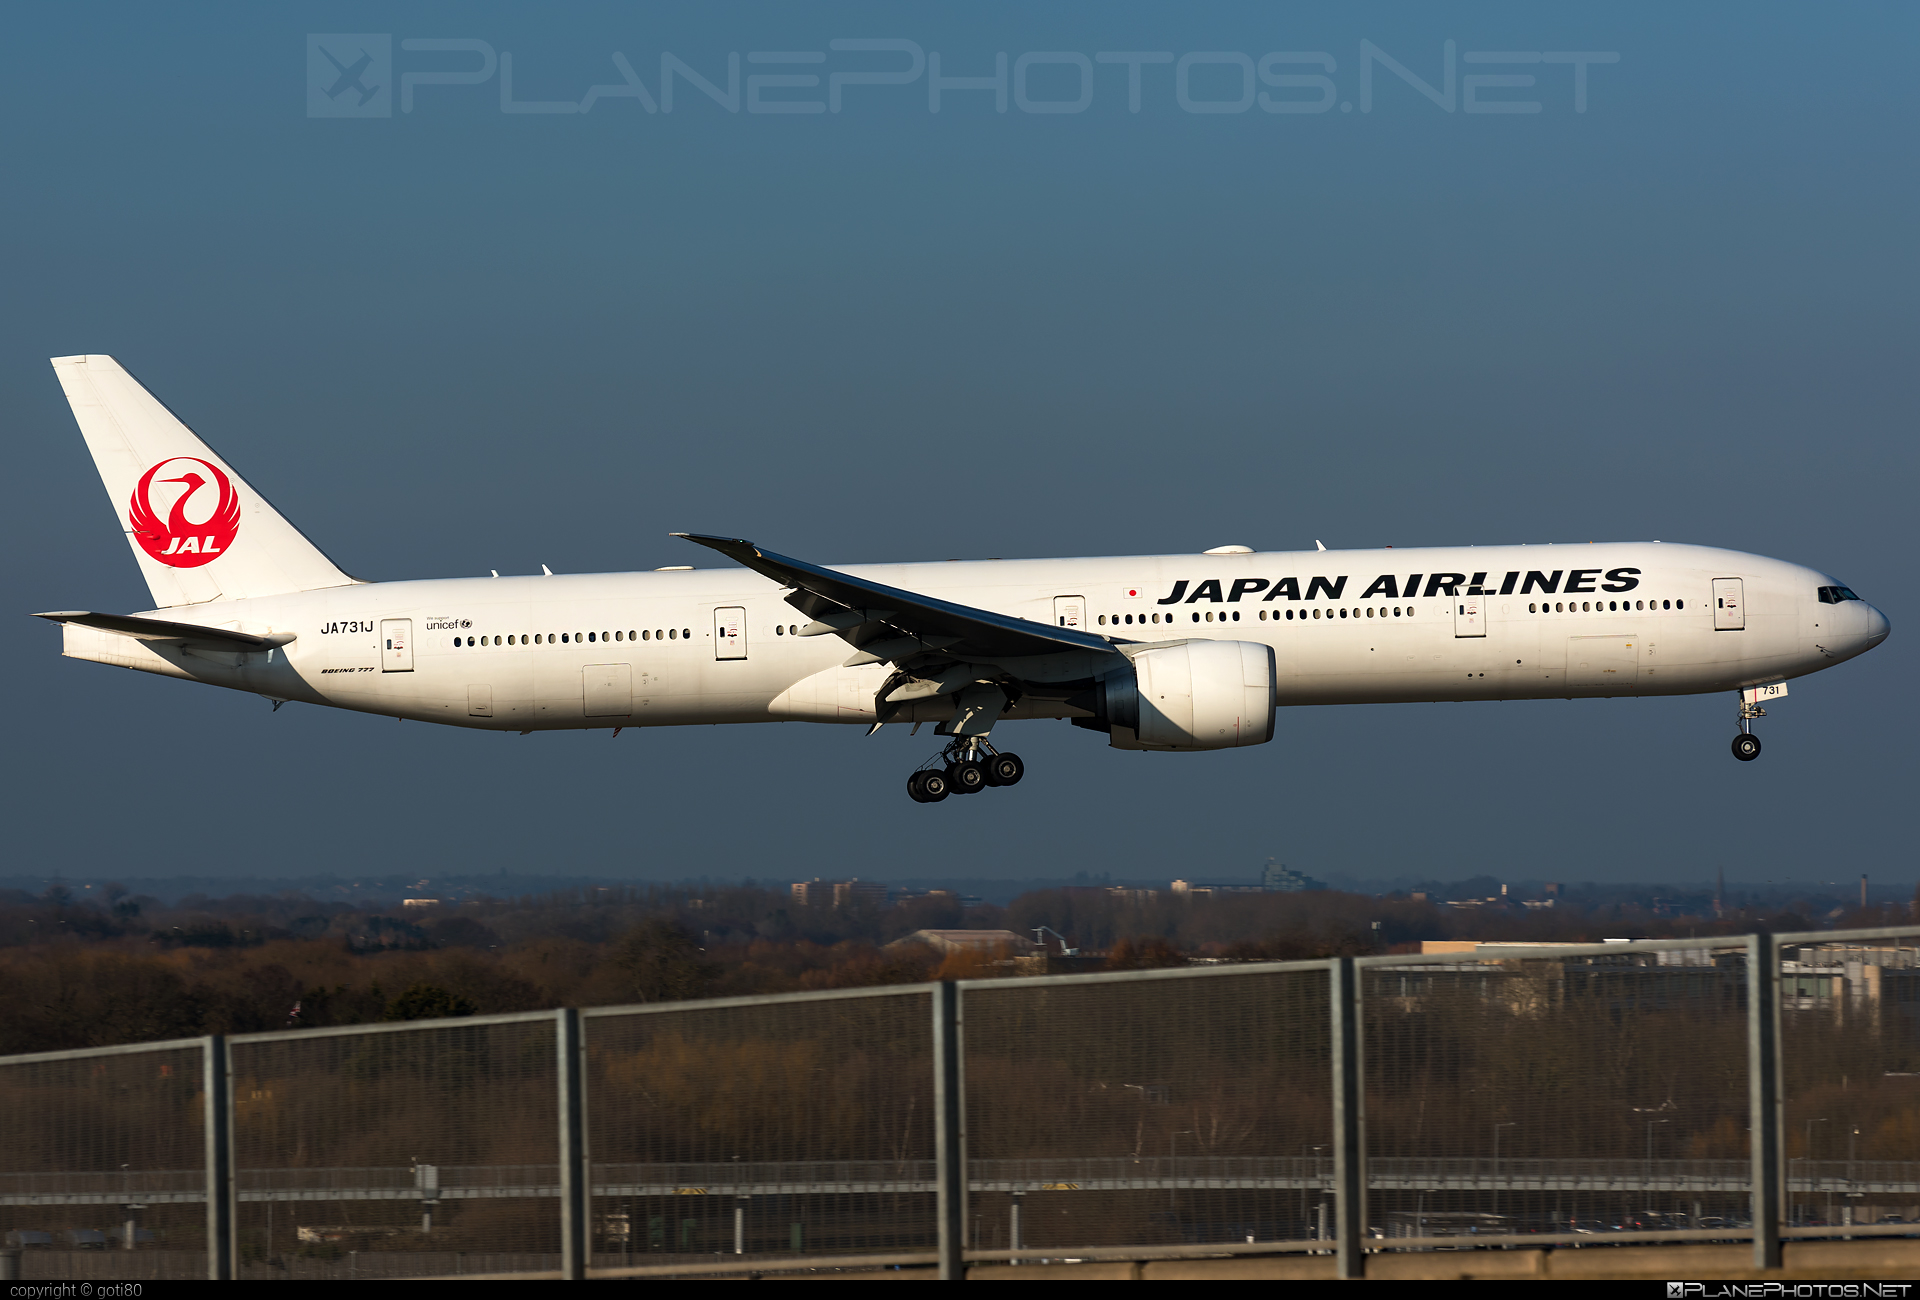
1749;932;1783;1270
203;1034;234;1280
558;1008;589;1280
1331;957;1366;1279
933;981;967;1281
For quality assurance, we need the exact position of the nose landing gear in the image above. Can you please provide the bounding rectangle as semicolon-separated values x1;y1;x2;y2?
906;738;1024;803
1732;692;1765;761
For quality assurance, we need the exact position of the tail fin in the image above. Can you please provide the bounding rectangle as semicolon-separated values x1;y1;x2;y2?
51;355;359;608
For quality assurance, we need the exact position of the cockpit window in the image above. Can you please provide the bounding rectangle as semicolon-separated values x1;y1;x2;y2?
1817;585;1863;604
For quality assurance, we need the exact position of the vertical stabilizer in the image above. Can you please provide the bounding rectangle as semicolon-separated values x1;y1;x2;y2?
51;355;358;607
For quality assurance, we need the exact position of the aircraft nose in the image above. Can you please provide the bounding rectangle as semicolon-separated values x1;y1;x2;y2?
1863;602;1891;649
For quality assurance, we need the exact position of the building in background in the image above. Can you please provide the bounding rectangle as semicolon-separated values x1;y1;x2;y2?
1172;862;1328;897
886;929;1035;957
790;879;887;909
1263;861;1326;892
1170;880;1267;899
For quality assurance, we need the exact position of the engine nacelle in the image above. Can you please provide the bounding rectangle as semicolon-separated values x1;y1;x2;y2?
1072;640;1276;751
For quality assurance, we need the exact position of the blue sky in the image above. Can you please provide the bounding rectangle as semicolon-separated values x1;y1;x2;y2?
3;3;1914;889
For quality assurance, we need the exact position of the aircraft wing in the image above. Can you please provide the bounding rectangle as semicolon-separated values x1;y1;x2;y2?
672;534;1124;665
35;611;295;653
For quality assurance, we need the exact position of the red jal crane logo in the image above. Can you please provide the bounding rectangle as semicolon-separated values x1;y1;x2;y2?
129;458;240;568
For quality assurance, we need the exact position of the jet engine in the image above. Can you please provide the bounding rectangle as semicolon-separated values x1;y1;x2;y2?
1071;640;1276;751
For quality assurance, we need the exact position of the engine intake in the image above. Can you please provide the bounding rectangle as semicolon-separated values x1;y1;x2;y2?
1071;640;1276;751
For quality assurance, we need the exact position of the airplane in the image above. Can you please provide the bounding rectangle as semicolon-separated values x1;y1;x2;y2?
36;355;1891;803
319;46;381;108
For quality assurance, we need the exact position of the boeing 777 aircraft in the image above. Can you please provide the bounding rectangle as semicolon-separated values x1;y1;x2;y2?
37;356;1890;802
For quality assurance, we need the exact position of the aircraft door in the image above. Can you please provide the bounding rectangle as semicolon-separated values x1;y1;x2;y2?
380;619;413;672
1713;578;1745;630
1453;594;1486;637
714;607;746;659
1053;596;1086;630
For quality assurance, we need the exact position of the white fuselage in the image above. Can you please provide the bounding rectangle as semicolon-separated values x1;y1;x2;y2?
60;541;1889;733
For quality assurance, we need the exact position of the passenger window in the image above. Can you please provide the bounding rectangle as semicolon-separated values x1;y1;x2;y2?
1676;600;1684;610
1662;601;1669;609
1287;610;1295;620
1232;611;1240;621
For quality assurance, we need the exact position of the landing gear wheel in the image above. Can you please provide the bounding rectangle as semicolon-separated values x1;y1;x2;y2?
1732;733;1762;762
909;769;950;802
948;760;988;795
984;753;1025;787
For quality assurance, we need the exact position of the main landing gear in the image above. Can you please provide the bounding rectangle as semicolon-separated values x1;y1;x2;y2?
1732;692;1764;761
906;738;1025;803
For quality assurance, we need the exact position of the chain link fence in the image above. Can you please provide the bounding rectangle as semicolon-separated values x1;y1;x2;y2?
0;1039;208;1279
229;1014;561;1279
584;987;935;1271
963;964;1331;1257
1779;936;1920;1232
1362;939;1752;1242
1;927;1916;1279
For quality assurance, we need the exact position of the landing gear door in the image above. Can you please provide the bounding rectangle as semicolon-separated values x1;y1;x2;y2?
1453;595;1485;638
380;618;413;672
714;607;746;660
1053;596;1086;630
1713;578;1745;630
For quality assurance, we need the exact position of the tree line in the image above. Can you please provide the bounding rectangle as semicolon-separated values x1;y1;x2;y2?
0;879;1891;1055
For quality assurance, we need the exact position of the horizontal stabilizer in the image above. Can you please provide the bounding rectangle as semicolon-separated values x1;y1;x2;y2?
34;611;294;653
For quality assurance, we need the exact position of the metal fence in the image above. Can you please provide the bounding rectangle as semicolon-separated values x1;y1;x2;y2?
2;926;1917;1279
